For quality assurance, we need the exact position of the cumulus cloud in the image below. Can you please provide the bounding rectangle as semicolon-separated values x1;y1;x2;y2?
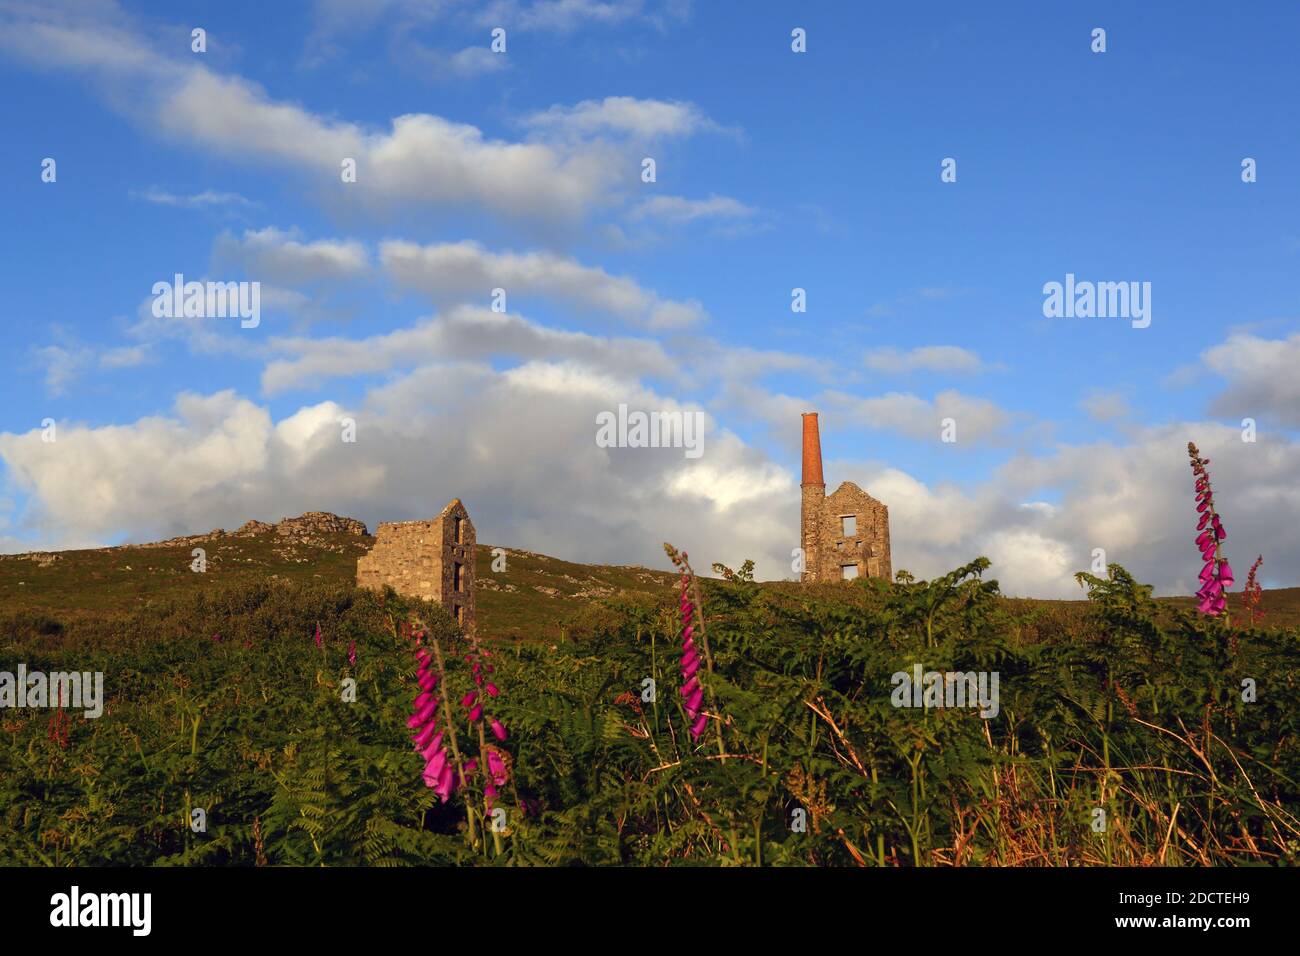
380;239;705;329
214;227;369;285
1203;332;1300;428
830;422;1300;597
0;372;794;575
0;5;696;226
3;373;1298;597
152;71;617;223
260;306;677;394
828;389;1013;443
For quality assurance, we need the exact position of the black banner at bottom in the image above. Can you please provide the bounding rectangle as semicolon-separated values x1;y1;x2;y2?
0;865;1279;942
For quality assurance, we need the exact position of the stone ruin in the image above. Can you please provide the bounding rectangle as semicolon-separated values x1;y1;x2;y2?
799;412;892;583
356;499;476;634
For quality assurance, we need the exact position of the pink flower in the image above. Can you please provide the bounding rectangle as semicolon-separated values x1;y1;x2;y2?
486;749;509;785
409;701;437;728
314;623;322;648
485;682;499;697
409;645;458;802
676;570;708;740
412;722;439;749
490;718;508;741
1189;442;1234;617
348;640;357;666
419;732;445;763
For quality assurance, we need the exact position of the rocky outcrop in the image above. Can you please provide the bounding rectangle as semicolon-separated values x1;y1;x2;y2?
110;513;369;551
272;513;368;538
232;519;274;537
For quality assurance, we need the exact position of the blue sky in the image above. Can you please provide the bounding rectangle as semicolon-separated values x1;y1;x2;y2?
1;0;1297;596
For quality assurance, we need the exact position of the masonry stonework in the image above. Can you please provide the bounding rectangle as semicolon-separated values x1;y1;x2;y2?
800;413;892;583
356;499;476;634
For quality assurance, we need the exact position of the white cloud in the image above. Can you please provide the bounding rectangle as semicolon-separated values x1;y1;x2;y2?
99;345;153;369
380;239;704;328
1078;388;1130;422
215;227;369;285
0;372;790;574
32;340;155;395
829;389;1012;443
260;306;677;394
32;345;89;397
524;96;714;140
131;187;257;210
482;0;690;34
395;41;509;79
3;379;1298;598
628;194;757;226
1202;332;1300;427
863;345;986;374
0;6;657;226
150;71;617;223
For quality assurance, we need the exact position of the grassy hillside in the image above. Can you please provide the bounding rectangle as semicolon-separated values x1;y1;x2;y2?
0;529;677;641
3;522;1296;637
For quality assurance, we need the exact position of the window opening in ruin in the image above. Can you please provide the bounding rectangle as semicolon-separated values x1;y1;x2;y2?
840;515;856;536
454;562;464;592
840;564;859;580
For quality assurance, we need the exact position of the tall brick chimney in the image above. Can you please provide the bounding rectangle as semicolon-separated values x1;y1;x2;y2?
800;412;825;582
801;412;824;487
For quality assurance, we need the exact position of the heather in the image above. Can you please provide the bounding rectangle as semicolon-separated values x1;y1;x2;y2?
1;558;1296;867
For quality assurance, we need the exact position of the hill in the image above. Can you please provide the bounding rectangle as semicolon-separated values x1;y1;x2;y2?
2;512;1296;636
0;514;678;641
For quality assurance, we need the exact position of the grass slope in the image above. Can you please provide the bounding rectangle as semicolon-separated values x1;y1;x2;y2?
0;531;679;640
3;527;1297;638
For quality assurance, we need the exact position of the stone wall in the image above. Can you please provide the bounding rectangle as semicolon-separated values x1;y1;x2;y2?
356;499;476;634
798;411;892;584
801;481;892;583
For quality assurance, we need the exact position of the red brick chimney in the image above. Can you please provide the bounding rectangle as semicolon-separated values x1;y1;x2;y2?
801;412;824;487
800;412;825;583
